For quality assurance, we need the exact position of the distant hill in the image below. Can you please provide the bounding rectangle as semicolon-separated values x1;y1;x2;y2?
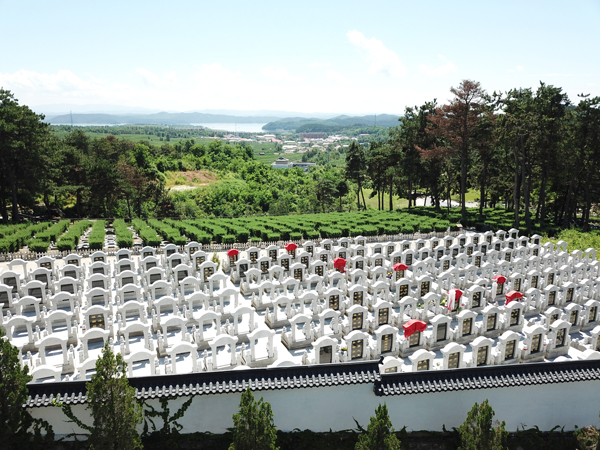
262;114;400;131
46;111;401;129
47;112;283;125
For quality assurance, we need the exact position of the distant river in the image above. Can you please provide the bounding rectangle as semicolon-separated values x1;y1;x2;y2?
191;123;267;133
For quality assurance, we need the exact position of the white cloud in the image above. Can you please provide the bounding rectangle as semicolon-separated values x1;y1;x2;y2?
1;69;97;93
0;66;430;116
346;30;407;77
418;55;458;77
0;69;137;105
135;68;179;88
508;65;525;73
309;62;331;68
326;69;351;84
516;65;524;72
260;65;302;82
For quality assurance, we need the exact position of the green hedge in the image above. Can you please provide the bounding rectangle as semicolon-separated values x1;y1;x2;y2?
29;240;50;253
88;221;106;250
114;219;134;248
173;220;212;244
36;220;70;242
267;232;281;241
27;220;70;252
222;234;235;244
56;220;92;251
133;219;162;247
0;223;51;253
148;219;186;245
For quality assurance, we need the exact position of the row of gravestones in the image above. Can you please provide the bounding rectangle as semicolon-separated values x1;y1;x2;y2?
4;230;600;382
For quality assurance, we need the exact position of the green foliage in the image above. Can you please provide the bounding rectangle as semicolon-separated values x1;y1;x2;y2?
35;220;70;242
133;219;161;246
0;328;54;450
28;220;70;252
56;220;92;251
355;403;402;450
229;388;278;450
28;240;50;253
575;425;600;450
513;425;578;450
88;220;106;250
211;252;221;270
141;396;195;448
542;228;600;252
222;234;236;244
55;342;142;450
457;399;508;450
148;219;186;245
114;219;134;248
277;430;360;450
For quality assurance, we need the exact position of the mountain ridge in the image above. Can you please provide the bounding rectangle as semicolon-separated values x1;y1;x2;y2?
46;112;401;127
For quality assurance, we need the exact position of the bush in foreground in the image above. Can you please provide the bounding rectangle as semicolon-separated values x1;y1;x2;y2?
229;388;278;450
457;399;507;450
56;342;143;450
355;403;401;450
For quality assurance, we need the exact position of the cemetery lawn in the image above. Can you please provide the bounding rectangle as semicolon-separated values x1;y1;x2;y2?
542;228;600;253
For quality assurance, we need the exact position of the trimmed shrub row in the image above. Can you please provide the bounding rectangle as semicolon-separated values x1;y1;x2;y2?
35;220;70;243
56;220;92;251
133;219;161;247
0;207;549;252
0;223;29;239
147;219;186;245
88;221;106;250
28;220;71;253
114;219;134;248
164;219;212;245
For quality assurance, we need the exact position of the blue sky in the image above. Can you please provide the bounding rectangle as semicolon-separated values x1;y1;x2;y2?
1;0;599;115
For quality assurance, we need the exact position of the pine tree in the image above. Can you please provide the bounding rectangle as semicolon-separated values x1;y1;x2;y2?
229;388;278;450
457;399;508;450
345;140;367;210
355;403;402;450
57;341;143;450
0;328;54;449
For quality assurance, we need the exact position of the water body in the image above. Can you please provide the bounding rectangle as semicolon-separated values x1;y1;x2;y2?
52;123;127;126
191;123;267;133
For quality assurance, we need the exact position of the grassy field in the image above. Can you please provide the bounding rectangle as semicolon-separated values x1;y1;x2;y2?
541;228;600;252
164;170;219;190
451;189;480;203
361;188;408;210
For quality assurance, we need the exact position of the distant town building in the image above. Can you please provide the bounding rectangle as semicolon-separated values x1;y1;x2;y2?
271;157;290;169
271;157;316;171
300;133;326;139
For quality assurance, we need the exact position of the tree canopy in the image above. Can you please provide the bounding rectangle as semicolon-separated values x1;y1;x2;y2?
355;403;402;450
229;388;278;450
56;341;143;450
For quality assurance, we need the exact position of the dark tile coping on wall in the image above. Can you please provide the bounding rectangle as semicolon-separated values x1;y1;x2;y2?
375;358;600;396
25;358;600;408
25;360;382;408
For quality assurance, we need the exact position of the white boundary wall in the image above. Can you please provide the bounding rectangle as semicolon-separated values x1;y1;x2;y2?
29;379;600;436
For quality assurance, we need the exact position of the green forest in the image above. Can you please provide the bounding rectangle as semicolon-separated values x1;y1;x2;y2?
1;80;599;238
